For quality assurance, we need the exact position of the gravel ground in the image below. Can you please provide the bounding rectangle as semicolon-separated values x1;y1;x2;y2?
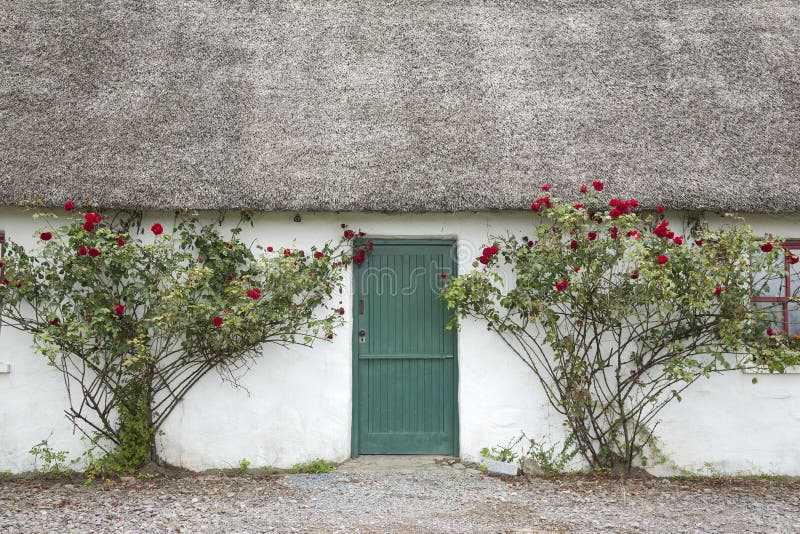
1;469;799;533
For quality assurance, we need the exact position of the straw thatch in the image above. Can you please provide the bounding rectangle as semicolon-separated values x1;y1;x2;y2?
1;1;798;213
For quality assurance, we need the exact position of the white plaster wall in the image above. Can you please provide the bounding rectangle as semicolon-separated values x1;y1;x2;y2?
1;207;800;474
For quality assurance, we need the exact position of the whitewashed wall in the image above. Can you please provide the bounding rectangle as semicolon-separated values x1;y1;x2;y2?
1;207;800;474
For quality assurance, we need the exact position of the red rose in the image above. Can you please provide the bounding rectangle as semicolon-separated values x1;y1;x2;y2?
631;271;639;280
657;255;668;265
555;279;568;292
789;254;800;265
225;242;233;249
570;240;579;250
354;250;367;265
1;278;8;285
627;230;641;239
366;242;374;251
49;318;60;326
88;247;100;257
592;181;604;191
227;274;234;281
478;256;489;265
212;316;223;327
541;183;552;192
609;208;622;219
246;288;262;300
117;237;125;247
573;203;584;210
666;231;675;239
656;205;664;213
78;246;88;256
344;230;355;240
715;285;723;296
588;231;597;241
695;239;703;247
267;246;274;252
579;184;588;193
531;201;541;213
574;266;581;273
40;231;52;241
760;242;773;253
672;236;683;245
314;251;324;259
84;213;100;224
115;304;124;316
610;227;618;240
339;307;345;315
83;221;95;232
440;273;447;279
327;333;334;340
767;327;777;336
151;223;163;235
489;245;499;255
527;240;534;247
284;248;291;256
64;201;75;212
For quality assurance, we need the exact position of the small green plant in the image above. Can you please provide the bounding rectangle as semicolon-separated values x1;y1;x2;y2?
476;464;488;473
289;458;336;474
238;458;251;475
523;434;578;475
0;470;12;480
479;435;524;464
29;439;76;478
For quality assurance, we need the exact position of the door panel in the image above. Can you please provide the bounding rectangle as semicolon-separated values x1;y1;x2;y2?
354;241;458;455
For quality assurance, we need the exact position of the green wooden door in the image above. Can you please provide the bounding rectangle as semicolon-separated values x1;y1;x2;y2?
353;240;458;455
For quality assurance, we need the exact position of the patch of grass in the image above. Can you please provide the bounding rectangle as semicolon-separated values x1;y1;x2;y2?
289;458;336;474
0;470;12;480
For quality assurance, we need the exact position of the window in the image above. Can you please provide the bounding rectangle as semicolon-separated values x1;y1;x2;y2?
752;240;800;336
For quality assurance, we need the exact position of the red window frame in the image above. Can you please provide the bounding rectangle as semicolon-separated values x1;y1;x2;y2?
751;239;800;334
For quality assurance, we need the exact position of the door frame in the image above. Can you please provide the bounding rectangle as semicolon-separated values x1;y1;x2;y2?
350;238;459;457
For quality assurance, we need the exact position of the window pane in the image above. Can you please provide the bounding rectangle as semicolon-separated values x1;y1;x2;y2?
790;250;800;298
754;257;786;297
754;301;784;332
789;303;800;337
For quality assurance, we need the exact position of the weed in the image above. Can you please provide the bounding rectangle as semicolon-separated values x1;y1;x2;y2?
28;438;76;478
238;458;251;475
523;434;578;475
289;458;336;474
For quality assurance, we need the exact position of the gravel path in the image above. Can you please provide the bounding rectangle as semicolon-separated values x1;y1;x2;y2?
1;469;799;533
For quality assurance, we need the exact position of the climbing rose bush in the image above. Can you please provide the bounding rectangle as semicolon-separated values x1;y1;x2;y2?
442;182;798;473
0;208;369;471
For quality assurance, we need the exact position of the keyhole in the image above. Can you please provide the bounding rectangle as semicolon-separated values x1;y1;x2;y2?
359;329;366;343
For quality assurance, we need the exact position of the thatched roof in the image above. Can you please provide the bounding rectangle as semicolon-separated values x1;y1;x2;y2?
0;2;798;213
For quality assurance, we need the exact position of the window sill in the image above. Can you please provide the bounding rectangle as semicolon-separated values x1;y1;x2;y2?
741;365;800;374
